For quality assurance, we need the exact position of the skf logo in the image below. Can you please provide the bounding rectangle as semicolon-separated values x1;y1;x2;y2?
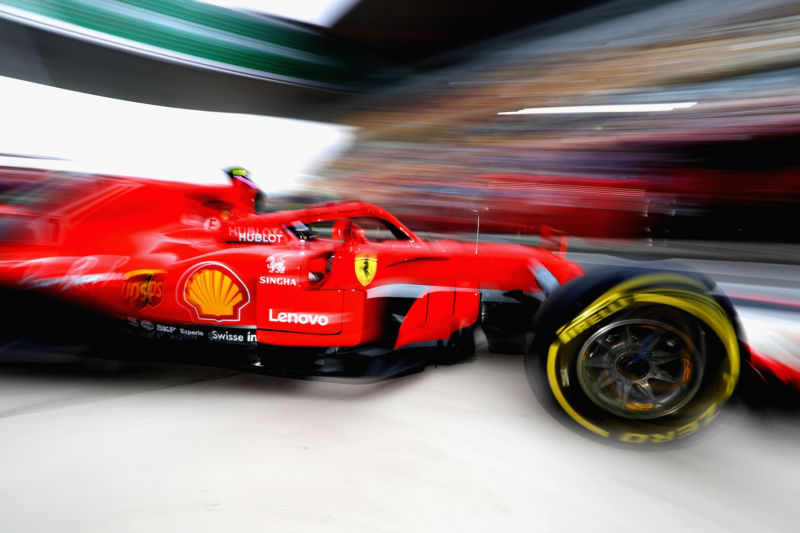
182;263;250;321
355;253;377;287
121;270;165;309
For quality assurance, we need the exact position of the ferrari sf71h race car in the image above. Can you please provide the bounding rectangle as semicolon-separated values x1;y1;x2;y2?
0;168;766;444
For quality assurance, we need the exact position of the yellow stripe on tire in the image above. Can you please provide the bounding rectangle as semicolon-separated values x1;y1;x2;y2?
546;274;740;441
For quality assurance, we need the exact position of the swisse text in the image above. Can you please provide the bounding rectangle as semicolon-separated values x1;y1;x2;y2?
209;330;257;343
268;309;329;326
229;227;284;243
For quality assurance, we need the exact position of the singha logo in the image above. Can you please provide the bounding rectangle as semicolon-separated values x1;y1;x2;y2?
267;255;286;274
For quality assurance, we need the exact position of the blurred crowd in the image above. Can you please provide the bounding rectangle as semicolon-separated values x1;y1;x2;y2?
313;0;800;240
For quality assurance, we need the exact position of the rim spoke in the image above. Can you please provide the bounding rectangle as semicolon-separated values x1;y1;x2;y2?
639;331;662;354
592;372;616;390
584;354;612;369
617;380;633;402
650;366;682;384
601;335;622;350
651;349;683;365
634;382;657;404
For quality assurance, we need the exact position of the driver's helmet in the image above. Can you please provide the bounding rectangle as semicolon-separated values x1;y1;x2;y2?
224;166;258;189
224;166;267;212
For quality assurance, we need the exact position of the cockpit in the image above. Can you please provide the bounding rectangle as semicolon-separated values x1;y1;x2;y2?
286;216;414;244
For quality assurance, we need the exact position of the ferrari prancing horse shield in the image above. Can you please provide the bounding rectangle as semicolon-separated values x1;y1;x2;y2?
355;253;378;286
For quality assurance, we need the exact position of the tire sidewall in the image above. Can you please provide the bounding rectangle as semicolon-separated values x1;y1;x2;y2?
526;268;740;444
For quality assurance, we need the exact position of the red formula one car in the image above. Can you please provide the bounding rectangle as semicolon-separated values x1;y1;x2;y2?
0;167;765;444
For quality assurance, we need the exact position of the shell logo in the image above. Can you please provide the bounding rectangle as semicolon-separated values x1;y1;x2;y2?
182;263;250;321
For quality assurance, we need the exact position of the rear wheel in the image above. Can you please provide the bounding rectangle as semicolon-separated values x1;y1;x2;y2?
526;270;741;444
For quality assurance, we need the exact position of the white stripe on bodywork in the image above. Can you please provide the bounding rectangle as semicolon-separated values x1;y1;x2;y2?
367;284;453;299
366;283;543;303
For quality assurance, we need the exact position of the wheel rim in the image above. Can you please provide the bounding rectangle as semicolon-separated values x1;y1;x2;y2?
576;318;704;420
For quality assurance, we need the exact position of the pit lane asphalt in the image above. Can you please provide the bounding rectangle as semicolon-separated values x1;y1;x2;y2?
1;246;799;532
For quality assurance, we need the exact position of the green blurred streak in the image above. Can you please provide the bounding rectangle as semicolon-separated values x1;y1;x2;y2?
0;0;356;86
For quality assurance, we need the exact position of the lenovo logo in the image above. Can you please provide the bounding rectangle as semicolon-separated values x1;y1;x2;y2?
268;309;330;326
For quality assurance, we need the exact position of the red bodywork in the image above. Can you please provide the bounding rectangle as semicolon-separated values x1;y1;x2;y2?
4;168;800;404
0;171;582;367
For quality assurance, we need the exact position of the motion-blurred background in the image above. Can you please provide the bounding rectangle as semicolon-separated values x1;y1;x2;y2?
3;0;800;245
4;4;800;532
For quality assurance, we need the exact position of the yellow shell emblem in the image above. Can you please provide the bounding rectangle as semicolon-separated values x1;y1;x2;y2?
184;264;249;320
355;253;377;287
